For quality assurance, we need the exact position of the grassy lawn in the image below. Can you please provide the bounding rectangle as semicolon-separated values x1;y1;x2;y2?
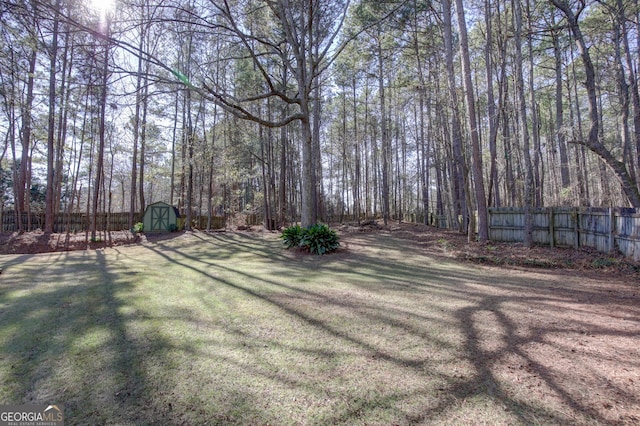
1;231;638;425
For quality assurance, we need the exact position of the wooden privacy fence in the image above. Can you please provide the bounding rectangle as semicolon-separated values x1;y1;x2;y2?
185;215;226;230
487;207;640;261
1;211;142;233
1;211;226;233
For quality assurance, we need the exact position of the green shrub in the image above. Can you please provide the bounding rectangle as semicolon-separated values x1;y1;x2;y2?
132;222;144;234
168;223;178;232
300;224;340;255
280;224;340;255
280;225;303;249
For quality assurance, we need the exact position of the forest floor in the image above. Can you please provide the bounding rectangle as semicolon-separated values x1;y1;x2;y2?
340;221;640;278
1;222;638;424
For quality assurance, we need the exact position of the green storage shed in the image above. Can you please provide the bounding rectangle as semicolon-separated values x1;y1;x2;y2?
142;202;180;232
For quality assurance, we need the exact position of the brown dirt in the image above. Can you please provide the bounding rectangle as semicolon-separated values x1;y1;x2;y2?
0;230;167;254
338;221;640;278
263;219;640;278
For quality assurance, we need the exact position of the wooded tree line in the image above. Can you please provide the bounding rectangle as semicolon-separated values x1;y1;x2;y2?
1;0;640;243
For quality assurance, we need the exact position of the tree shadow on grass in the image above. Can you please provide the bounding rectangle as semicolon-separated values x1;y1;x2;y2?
0;250;199;424
2;231;638;424
144;231;640;424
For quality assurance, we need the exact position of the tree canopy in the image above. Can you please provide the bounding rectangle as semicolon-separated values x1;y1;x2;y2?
1;0;639;235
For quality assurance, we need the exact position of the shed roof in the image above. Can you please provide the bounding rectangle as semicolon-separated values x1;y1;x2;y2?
144;201;181;218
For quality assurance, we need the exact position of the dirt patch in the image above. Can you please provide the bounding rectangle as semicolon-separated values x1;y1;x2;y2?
0;230;182;254
338;221;640;278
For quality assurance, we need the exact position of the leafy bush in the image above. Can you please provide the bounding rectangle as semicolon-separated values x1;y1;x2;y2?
280;225;303;249
168;223;179;232
132;222;144;234
301;224;340;255
281;224;340;255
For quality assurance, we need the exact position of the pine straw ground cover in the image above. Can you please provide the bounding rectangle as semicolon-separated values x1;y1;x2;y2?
0;227;638;425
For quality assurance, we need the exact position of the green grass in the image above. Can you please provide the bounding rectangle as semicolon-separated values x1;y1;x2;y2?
1;231;638;425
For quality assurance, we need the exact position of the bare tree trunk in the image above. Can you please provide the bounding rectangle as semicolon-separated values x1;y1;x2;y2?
612;3;636;185
376;32;390;226
300;109;315;227
91;19;110;241
353;77;361;224
552;13;571;193
268;109;277;227
56;25;73;228
455;0;488;241
526;0;542;207
485;0;500;208
420;88;430;221
340;90;348;222
185;83;194;230
312;76;323;223
567;37;589;205
365;81;373;218
170;91;179;207
279;108;288;226
207;103;218;230
139;81;149;217
45;0;61;233
4;51;18;229
442;0;468;233
260;122;272;230
514;0;535;247
18;22;38;233
399;111;407;223
129;21;145;228
289;4;316;228
67;89;88;229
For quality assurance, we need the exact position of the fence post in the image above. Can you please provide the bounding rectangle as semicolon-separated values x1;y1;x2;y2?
573;208;580;249
608;207;615;253
549;207;555;248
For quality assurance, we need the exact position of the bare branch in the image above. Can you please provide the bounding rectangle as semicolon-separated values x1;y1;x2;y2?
202;82;303;128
